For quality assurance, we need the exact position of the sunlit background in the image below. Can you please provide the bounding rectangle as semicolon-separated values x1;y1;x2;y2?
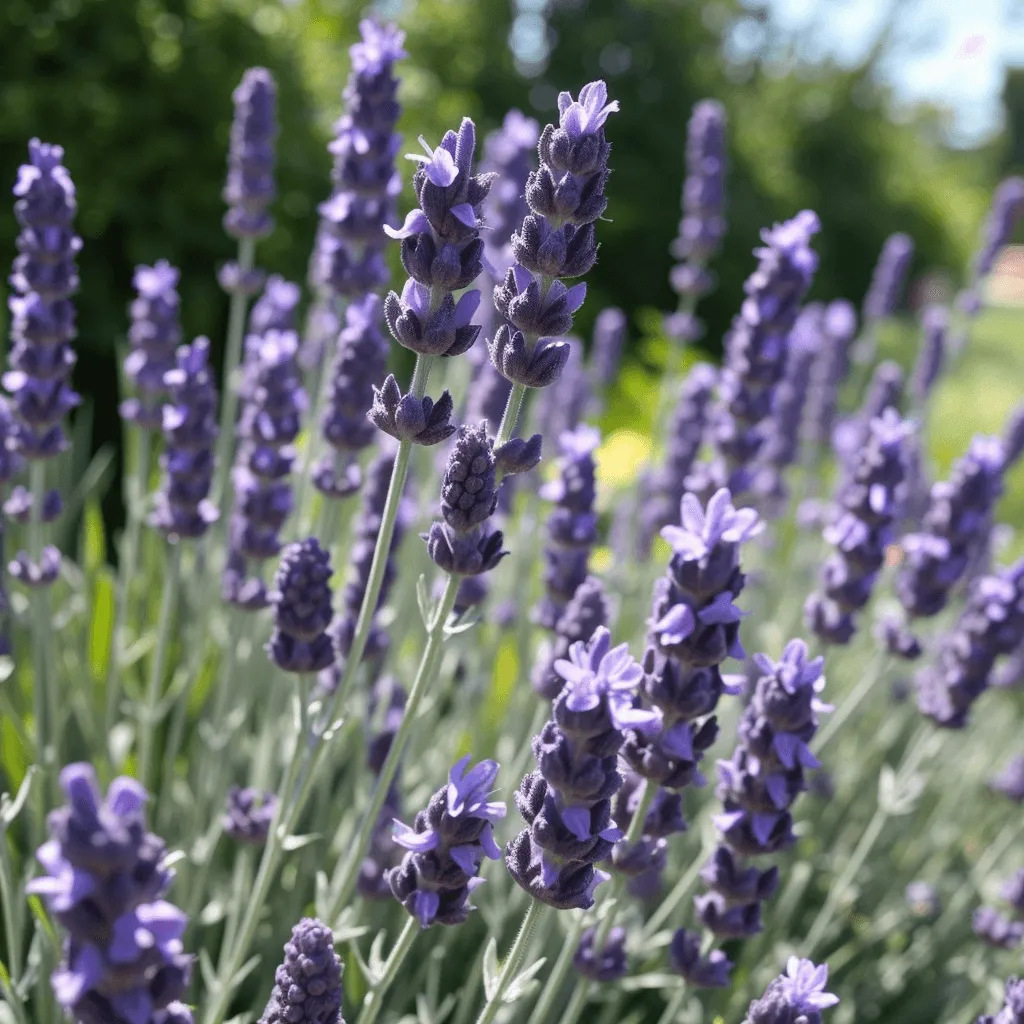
2;0;1023;520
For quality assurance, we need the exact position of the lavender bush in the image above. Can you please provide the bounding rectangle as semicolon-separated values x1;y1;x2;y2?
1;19;1023;1024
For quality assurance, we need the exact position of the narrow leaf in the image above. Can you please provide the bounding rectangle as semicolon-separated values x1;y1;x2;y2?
482;937;500;1001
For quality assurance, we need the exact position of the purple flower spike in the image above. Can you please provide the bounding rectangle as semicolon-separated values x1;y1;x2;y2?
387;757;506;927
121;261;182;430
863;232;914;324
507;626;644;910
744;957;839;1024
688;210;820;503
488;80;617;392
266;538;334;675
976;977;1024;1024
150;338;220;542
669;928;732;988
990;756;1024;804
223;786;277;846
6;138;82;489
258;918;344;1024
223;68;277;241
573;926;628;982
27;764;193;1024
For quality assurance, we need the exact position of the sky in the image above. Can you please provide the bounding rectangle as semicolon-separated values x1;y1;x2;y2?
761;0;1024;145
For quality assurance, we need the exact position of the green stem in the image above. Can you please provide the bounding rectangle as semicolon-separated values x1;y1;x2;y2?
495;382;527;449
527;913;585;1024
202;674;313;1024
137;544;181;795
0;825;23;986
321;353;433;721
214;236;256;507
555;974;590;1024
656;985;687;1024
106;428;151;739
642;843;708;939
475;900;547;1024
359;916;419;1024
325;571;460;924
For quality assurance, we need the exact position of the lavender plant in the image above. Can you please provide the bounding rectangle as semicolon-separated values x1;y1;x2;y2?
3;26;1024;1024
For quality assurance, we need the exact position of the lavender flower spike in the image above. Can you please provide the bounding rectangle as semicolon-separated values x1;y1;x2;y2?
266;538;334;674
121;261;182;430
973;178;1024;283
223;786;277;846
916;557;1024;729
910;304;948;407
977;977;1024;1024
489;80;618;392
689;210;820;501
223;67;277;241
806;409;912;645
258;917;344;1024
149;338;219;542
26;763;193;1024
669;928;732;988
314;294;389;498
506;626;658;910
863;232;913;324
743;957;839;1024
387;756;507;926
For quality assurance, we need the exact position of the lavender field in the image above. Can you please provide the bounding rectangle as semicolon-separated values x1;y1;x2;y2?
1;4;1024;1024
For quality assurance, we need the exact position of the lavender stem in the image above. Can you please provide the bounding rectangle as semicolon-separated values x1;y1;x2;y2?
325;568;459;925
525;912;586;1024
137;542;182;792
495;381;527;449
358;915;419;1024
475;899;547;1024
214;235;256;505
655;984;688;1024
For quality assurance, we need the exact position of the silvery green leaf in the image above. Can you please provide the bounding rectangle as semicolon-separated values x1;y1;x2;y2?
107;723;134;768
417;574;430;626
0;999;19;1024
619;973;684;991
482;937;500;1001
315;871;331;921
282;833;320;852
120;632;155;669
0;657;13;684
331;907;370;945
368;929;388;984
226;1014;254;1024
199;949;218;993
1;767;36;825
349;939;373;988
231;954;262;988
443;618;477;638
416;994;433;1024
161;849;187;870
502;957;547;1003
199;900;226;926
434;994;456;1024
877;765;898;814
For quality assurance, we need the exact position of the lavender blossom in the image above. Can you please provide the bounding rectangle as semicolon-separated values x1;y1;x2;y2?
973;907;1023;950
863;233;913;324
670;99;727;299
533;339;590;441
0;400;19;652
534;425;600;629
5;140;81;583
805;409;912;645
573;926;628;982
223;329;306;609
696;641;830;938
910;304;948;407
990;756;1024;803
803;299;857;453
743;958;839;1024
149;338;219;542
590;307;627;393
258;918;344;1024
489;81;618;391
310;19;405;305
1002;401;1024;469
223;68;277;242
608;771;679;899
223;786;277;846
506;627;657;909
977;977;1024;1024
26;764;193;1024
426;423;508;578
266;538;334;675
764;305;822;471
897;435;1005;623
532;575;610;700
121;261;183;430
916;557;1024;728
689;210;820;501
313;294;389;498
669;928;732;988
905;880;941;918
387;756;506;926
972;177;1024;284
639;364;717;554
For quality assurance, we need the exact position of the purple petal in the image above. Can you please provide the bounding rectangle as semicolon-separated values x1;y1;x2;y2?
561;805;592;841
449;843;481;875
383;209;430;240
414;890;440;927
454;289;481;328
392;820;439;852
450;203;478;228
